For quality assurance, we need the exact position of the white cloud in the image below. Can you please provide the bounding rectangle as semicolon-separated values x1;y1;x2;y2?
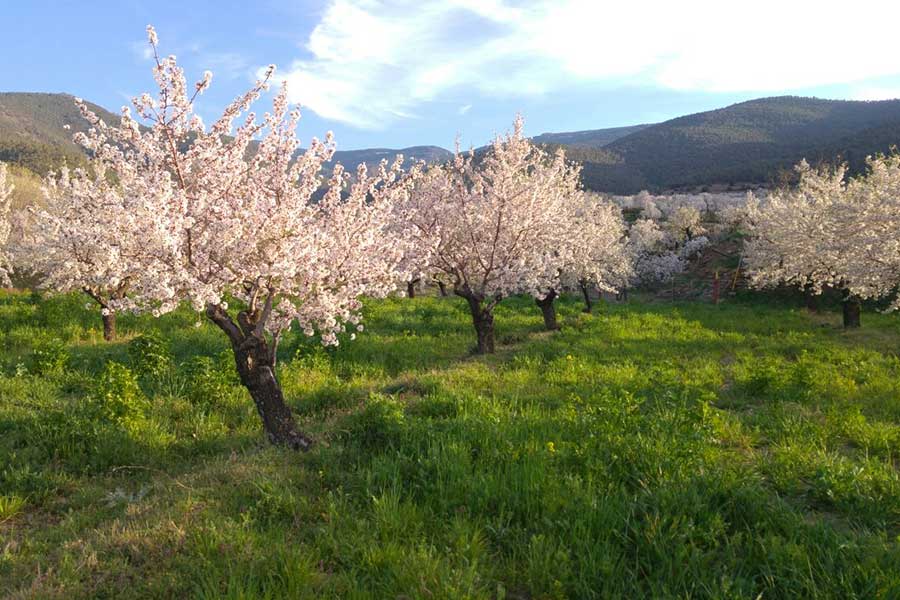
458;103;472;115
279;0;900;128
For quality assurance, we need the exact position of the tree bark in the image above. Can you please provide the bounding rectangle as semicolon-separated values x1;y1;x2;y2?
406;278;420;298
536;289;559;330
435;280;448;297
84;289;117;342
102;312;116;342
206;304;313;450
842;297;861;329
579;280;593;314
457;289;496;354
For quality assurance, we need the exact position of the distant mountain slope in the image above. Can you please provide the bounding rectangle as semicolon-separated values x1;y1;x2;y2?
5;92;900;194
532;124;652;148
0;92;118;145
331;146;453;173
0;92;120;173
566;96;900;193
0;92;453;176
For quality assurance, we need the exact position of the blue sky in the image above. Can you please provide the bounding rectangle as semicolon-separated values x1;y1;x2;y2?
3;0;900;150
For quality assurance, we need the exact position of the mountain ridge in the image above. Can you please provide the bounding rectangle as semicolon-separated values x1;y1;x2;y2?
0;92;454;176
532;124;653;148
552;95;900;192
2;92;900;194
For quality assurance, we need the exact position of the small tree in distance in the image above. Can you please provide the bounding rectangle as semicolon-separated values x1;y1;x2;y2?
559;198;631;315
622;218;684;292
401;117;589;352
17;162;146;340
533;197;630;322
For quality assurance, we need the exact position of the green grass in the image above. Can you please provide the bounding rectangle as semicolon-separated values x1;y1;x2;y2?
2;290;900;598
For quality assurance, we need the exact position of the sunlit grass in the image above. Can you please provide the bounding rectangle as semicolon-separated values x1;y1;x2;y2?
1;290;899;598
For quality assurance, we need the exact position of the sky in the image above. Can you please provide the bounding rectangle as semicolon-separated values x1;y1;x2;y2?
3;0;900;150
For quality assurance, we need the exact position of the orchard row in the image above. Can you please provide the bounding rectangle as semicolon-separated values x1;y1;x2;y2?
1;25;897;446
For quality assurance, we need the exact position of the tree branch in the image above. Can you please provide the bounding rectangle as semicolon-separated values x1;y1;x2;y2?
205;303;244;347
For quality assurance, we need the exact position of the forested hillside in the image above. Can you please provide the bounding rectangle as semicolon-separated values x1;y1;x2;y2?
329;145;453;173
0;92;119;174
4;93;900;193
532;123;651;148
0;92;453;179
538;96;900;193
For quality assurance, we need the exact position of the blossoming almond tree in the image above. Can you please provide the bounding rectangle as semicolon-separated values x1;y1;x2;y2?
402;117;581;352
30;27;418;448
17;160;150;340
567;199;631;314
826;153;900;317
0;163;12;286
664;205;706;242
622;218;683;289
743;161;864;327
537;197;630;321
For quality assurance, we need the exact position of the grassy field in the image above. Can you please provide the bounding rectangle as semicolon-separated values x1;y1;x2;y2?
2;290;900;598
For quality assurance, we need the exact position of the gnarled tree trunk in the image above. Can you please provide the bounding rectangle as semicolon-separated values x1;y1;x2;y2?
579;280;593;314
536;289;559;330
435;279;448;297
206;303;313;450
842;296;861;329
406;278;420;298
456;288;496;354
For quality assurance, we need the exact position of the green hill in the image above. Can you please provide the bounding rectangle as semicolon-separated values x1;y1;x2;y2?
0;92;120;174
546;96;900;193
532;124;652;148
329;145;453;173
4;92;900;193
0;92;453;177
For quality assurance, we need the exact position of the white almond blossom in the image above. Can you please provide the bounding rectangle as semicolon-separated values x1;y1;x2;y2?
17;26;420;448
399;117;598;351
